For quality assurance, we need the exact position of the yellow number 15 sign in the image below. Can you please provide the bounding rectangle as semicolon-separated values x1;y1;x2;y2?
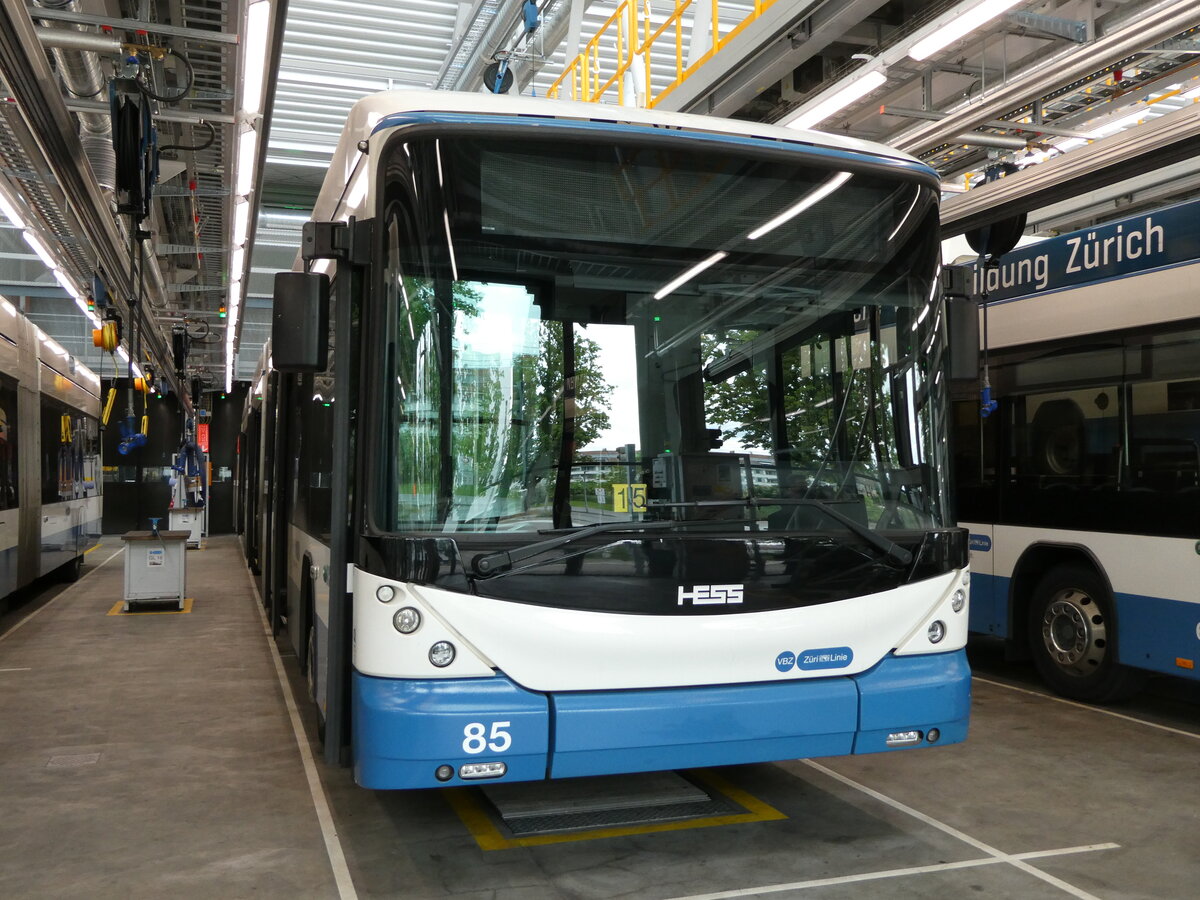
612;483;647;513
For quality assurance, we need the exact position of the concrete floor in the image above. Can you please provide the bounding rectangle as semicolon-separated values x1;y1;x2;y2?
2;536;1197;899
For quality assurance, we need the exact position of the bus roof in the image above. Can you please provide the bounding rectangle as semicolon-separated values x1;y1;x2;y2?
308;90;930;234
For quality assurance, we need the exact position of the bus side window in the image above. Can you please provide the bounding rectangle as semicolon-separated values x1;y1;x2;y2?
1125;379;1200;537
951;397;995;522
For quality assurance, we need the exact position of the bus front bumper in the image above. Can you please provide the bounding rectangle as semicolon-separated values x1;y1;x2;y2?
352;649;970;789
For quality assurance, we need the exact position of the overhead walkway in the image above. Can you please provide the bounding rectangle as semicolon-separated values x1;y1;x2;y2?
0;536;344;898
546;0;859;113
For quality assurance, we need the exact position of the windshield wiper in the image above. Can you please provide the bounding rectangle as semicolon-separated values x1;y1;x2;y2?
773;499;912;567
646;498;912;567
471;519;736;577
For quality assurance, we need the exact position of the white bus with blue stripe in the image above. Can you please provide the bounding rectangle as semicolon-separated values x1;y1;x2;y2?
953;197;1200;701
249;92;971;789
0;293;101;601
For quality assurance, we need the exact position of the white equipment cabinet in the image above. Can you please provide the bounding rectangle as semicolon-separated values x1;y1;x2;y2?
167;508;205;548
121;530;189;611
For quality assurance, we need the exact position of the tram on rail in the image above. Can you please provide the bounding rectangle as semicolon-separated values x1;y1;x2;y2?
0;293;101;601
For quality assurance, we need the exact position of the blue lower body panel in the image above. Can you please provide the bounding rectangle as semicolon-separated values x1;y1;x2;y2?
353;675;549;789
1114;592;1200;681
851;650;972;753
352;650;971;789
550;678;857;779
967;573;1012;637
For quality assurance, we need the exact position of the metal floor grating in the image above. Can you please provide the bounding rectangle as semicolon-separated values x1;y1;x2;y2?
481;771;744;837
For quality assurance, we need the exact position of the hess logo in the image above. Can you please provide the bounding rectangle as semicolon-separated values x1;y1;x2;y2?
677;584;744;606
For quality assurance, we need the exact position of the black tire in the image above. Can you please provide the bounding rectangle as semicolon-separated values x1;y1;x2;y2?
305;622;317;703
58;555;83;583
307;625;327;745
1027;564;1145;702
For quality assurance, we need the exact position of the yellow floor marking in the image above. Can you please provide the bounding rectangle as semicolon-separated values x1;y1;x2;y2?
107;597;194;616
447;768;786;851
84;542;103;555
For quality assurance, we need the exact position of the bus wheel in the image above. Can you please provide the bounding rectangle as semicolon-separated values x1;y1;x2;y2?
305;623;317;702
1028;564;1144;702
305;616;326;744
59;555;82;583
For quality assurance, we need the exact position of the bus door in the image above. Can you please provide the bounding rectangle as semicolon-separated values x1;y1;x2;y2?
953;396;1001;635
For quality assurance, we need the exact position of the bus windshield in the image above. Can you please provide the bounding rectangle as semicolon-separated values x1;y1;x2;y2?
374;132;949;538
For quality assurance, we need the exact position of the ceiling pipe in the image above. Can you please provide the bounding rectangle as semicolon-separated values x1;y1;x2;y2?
953;132;1032;150
31;0;116;194
939;103;1200;236
442;0;525;92
888;0;1200;155
34;26;121;56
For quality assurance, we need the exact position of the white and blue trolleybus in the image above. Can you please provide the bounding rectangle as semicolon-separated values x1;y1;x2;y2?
244;92;971;788
954;198;1200;701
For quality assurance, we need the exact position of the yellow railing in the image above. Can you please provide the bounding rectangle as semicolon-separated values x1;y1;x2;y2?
548;0;780;108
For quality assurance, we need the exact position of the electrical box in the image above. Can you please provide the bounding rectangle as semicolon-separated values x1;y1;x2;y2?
121;531;188;611
168;507;204;548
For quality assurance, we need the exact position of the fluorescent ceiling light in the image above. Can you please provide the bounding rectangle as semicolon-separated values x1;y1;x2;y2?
909;0;1024;61
53;268;83;300
0;189;26;228
311;257;333;275
23;231;58;269
748;173;852;240
786;70;887;130
226;312;237;392
654;251;728;300
233;199;251;246
230;246;246;282
1050;138;1087;153
240;1;272;117
1086;111;1145;138
236;128;258;197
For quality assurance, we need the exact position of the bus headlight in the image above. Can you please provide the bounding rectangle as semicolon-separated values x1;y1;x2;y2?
951;589;966;613
376;584;396;603
927;620;947;644
392;607;421;634
429;641;456;667
459;762;507;780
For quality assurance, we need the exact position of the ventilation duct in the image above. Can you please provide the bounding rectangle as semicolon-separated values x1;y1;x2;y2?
33;0;117;193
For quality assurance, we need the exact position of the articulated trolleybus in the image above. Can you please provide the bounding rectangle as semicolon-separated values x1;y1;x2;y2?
251;92;970;788
955;198;1200;702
